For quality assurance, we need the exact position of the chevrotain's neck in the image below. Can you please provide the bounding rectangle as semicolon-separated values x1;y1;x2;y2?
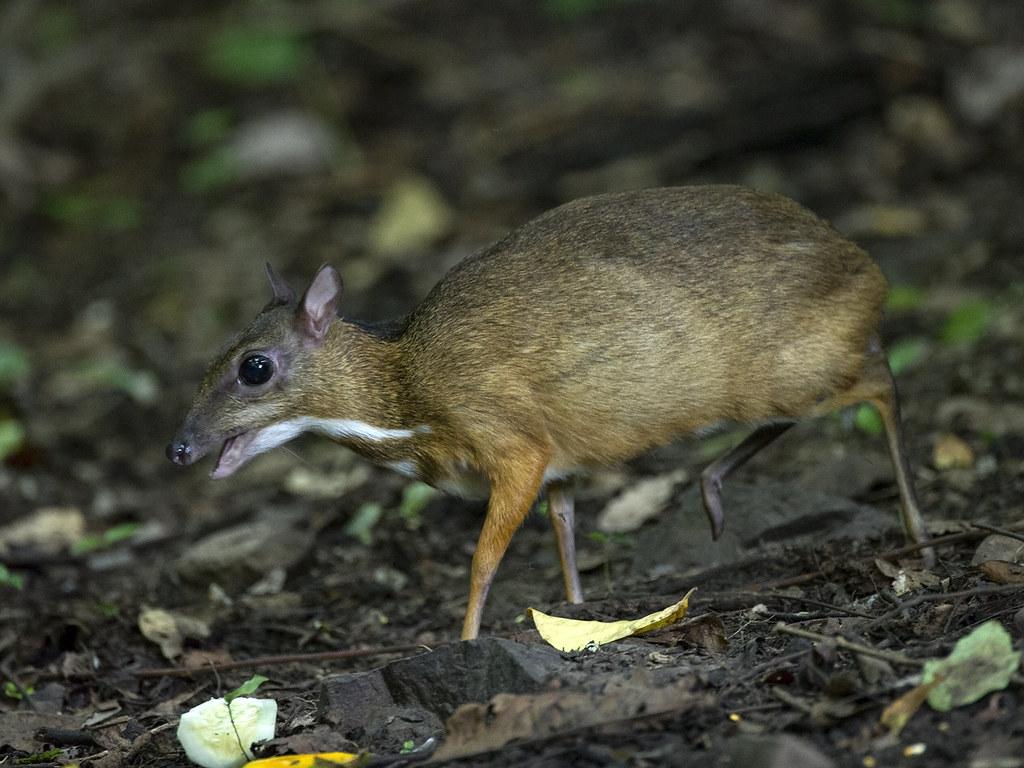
302;319;418;430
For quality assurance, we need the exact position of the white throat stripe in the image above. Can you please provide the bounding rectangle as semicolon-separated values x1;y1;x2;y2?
249;418;423;457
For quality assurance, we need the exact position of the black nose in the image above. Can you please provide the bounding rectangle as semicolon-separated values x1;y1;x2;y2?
167;440;192;465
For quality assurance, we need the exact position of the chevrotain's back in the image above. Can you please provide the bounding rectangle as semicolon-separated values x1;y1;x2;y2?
401;185;887;464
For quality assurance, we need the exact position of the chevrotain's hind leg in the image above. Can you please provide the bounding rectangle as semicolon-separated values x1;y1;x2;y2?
700;422;794;539
462;445;550;640
547;482;584;604
816;342;934;566
861;352;934;566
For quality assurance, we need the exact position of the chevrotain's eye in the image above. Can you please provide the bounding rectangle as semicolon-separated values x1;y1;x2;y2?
238;354;274;386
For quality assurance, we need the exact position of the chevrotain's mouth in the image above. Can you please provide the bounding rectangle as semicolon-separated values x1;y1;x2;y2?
211;430;257;479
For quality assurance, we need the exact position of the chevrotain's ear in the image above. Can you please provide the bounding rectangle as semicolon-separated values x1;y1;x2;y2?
265;262;295;306
298;265;343;342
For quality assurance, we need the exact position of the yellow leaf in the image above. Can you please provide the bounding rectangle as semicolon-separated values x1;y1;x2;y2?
243;754;359;767
880;677;942;736
529;589;696;653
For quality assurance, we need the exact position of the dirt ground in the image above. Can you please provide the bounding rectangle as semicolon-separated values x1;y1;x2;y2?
1;1;1023;766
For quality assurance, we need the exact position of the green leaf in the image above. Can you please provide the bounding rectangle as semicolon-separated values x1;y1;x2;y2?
0;341;31;387
923;621;1021;711
225;674;269;703
400;740;416;754
399;482;435;525
344;502;382;546
0;564;24;590
204;27;310;86
71;522;141;555
44;192;143;233
887;337;929;375
885;285;926;312
0;420;25;462
14;748;61;764
180;146;240;194
184;109;234;147
541;0;640;21
3;680;33;700
854;404;884;436
941;301;993;346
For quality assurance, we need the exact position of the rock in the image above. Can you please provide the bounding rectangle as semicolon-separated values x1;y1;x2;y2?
228;110;340;179
972;534;1024;566
318;670;396;732
176;517;314;592
632;480;894;576
319;639;566;751
952;47;1024;126
381;637;565;719
720;735;835;768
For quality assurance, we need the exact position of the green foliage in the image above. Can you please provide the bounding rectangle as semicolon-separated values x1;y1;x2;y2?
0;420;25;462
3;680;34;700
0;341;31;388
225;674;269;703
71;522;141;555
184;109;234;147
886;285;926;312
941;300;993;346
66;359;159;404
35;8;77;52
345;502;382;546
857;0;927;27
854;403;884;436
204;27;311;86
180;147;240;194
0;564;25;590
541;0;641;22
14;748;62;764
887;337;929;375
44;192;143;233
399;482;435;529
400;740;416;754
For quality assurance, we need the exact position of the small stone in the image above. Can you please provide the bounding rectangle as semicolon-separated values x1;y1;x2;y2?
952;47;1024;126
723;734;835;768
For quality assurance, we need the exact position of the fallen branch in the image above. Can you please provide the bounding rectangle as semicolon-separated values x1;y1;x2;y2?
774;622;924;668
30;644;428;682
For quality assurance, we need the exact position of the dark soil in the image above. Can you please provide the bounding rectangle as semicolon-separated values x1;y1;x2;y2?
1;1;1023;766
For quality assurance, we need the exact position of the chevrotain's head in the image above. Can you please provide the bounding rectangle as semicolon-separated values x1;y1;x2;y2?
166;263;344;478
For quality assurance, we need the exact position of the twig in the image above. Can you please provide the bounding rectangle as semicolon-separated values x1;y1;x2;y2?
972;523;1024;544
26;643;428;683
869;584;1024;626
774;622;924;668
127;644;428;679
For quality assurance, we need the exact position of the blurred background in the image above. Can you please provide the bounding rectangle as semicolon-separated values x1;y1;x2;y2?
0;0;1022;634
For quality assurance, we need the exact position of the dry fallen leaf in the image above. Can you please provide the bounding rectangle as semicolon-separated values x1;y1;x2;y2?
0;507;85;554
932;433;974;470
880;677;943;735
596;469;688;533
529;589;695;652
979;560;1024;584
138;607;211;660
243;753;357;767
923;620;1021;711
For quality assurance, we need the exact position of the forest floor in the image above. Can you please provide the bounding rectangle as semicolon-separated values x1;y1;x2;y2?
1;1;1023;766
